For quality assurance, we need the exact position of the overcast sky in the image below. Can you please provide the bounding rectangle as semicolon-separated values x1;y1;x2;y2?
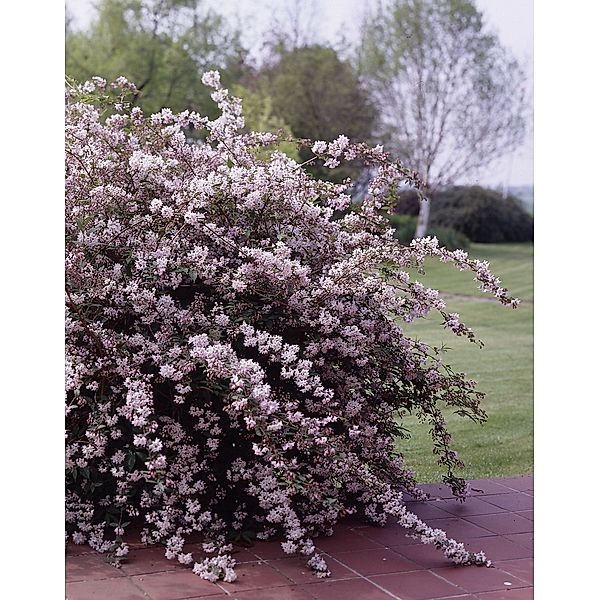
65;0;533;187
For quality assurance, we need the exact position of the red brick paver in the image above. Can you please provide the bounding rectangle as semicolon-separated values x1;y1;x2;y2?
66;476;533;599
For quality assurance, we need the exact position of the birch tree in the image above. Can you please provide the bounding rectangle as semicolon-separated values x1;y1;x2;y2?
359;0;527;237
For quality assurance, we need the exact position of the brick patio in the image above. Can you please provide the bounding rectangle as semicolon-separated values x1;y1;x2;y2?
66;476;533;599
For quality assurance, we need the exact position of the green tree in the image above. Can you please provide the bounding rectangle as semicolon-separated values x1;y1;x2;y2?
260;45;377;182
232;84;299;162
359;0;527;237
66;0;246;116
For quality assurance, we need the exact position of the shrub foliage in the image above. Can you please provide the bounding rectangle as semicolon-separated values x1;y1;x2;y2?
388;214;471;250
430;186;533;243
65;75;518;581
391;187;533;243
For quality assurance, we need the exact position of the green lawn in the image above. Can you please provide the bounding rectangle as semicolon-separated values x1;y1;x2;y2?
397;243;533;482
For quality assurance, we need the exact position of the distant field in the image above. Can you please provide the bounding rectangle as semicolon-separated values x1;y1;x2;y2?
397;243;533;482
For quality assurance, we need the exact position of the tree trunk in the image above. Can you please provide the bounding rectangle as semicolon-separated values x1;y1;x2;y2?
415;193;431;238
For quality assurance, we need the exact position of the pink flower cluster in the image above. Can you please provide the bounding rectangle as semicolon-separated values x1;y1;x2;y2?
65;73;516;580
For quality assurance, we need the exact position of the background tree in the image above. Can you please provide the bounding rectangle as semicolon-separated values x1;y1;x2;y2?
66;0;246;116
259;44;377;182
358;0;527;237
231;84;300;162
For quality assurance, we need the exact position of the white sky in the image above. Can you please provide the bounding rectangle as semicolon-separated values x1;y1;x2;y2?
65;0;533;187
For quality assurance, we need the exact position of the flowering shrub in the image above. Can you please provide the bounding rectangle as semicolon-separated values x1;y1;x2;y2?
65;73;519;581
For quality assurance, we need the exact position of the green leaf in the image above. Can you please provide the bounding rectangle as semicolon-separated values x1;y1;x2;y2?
127;453;136;470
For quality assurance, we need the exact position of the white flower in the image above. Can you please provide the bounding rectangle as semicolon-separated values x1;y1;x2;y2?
312;141;327;154
201;70;221;89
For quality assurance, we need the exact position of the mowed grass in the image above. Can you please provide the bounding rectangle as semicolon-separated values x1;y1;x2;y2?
397;243;533;482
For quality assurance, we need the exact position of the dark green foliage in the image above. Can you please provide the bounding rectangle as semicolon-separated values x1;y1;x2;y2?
388;214;470;250
389;190;421;217
391;186;533;243
259;45;376;182
428;225;471;250
430;186;533;243
265;45;375;142
388;214;419;241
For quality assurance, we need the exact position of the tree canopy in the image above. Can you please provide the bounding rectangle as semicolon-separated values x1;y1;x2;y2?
263;44;375;145
232;84;300;162
257;45;376;182
66;0;245;116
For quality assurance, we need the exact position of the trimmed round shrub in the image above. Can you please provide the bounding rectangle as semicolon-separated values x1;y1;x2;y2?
391;186;533;243
65;75;518;581
431;186;533;243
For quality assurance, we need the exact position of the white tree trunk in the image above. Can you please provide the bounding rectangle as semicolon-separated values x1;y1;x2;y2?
415;195;431;238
